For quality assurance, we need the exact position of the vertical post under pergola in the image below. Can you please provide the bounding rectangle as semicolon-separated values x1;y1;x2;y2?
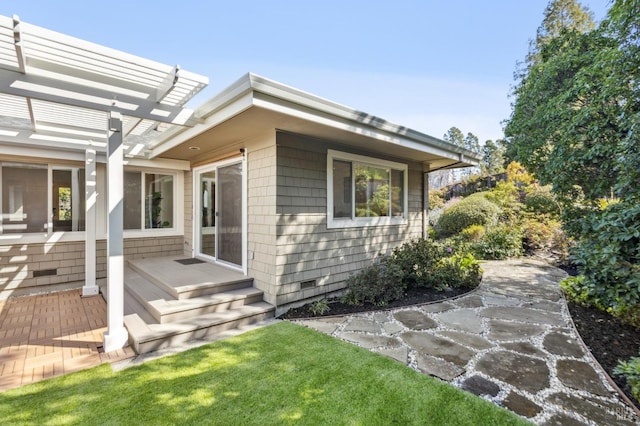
103;112;128;352
82;148;98;297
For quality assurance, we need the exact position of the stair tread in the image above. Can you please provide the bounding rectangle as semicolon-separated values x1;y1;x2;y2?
128;256;251;296
125;302;275;342
126;266;263;315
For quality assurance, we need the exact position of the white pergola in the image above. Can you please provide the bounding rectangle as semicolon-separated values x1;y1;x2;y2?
0;15;208;351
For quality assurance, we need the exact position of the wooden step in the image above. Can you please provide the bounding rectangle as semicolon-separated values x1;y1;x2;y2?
128;256;253;299
125;266;265;324
124;302;275;354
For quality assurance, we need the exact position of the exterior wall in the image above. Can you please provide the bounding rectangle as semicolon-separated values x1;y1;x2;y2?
183;170;194;257
0;236;183;300
246;144;278;305
272;132;423;309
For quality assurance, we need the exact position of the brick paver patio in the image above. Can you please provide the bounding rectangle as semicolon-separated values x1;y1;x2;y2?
0;289;134;392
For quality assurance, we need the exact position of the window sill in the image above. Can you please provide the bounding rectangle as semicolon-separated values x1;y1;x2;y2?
327;217;408;229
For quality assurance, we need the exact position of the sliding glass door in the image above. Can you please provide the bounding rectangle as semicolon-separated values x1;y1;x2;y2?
194;159;244;269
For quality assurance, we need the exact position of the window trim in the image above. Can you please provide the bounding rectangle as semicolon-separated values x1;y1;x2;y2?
122;167;183;237
327;149;408;229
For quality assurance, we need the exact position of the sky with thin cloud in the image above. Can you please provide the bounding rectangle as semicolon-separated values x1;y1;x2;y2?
2;0;611;144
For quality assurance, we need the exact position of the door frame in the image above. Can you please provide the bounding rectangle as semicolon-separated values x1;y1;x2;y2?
192;155;247;274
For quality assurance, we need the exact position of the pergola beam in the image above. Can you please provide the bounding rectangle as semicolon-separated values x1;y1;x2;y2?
0;69;196;125
12;15;26;73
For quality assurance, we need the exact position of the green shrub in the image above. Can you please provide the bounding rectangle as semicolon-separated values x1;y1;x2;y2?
341;260;405;307
521;218;556;254
433;253;483;289
473;226;523;260
614;356;640;402
460;224;486;242
486;181;524;225
524;185;560;216
572;199;640;310
309;299;330;316
388;239;449;289
560;275;592;306
436;192;500;237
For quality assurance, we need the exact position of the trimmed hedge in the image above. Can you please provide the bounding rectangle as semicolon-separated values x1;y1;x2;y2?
436;192;501;237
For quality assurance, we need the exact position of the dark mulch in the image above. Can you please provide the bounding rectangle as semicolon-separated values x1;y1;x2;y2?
567;301;640;410
280;286;472;319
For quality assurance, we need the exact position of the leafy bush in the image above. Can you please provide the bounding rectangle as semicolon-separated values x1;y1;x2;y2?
436;192;500;237
521;218;556;254
341;260;405;307
614;356;640;402
309;299;330;316
485;181;522;224
473;226;523;260
433;253;483;289
571;199;640;310
524;185;560;217
429;189;446;210
388;239;449;289
560;276;592;306
388;238;481;290
460;224;486;242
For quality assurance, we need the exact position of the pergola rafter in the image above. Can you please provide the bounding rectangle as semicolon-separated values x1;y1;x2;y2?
0;14;208;352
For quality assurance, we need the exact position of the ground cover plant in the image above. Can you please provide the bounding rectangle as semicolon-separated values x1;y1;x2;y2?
0;322;528;426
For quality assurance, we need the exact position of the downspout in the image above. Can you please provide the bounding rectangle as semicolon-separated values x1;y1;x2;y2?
422;166;429;240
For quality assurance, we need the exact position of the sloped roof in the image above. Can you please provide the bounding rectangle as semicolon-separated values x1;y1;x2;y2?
152;73;480;170
0;14;208;157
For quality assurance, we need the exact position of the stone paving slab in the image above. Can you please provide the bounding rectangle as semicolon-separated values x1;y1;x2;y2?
293;259;639;425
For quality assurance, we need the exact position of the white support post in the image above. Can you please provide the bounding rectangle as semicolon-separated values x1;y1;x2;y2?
82;148;98;297
103;113;128;352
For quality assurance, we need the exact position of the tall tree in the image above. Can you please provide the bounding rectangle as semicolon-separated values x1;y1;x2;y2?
481;139;505;175
504;0;640;309
443;127;465;147
463;132;481;154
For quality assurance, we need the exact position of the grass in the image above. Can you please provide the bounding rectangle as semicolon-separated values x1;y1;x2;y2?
0;322;529;425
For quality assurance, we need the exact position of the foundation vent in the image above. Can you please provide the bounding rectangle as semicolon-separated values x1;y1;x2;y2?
33;269;57;278
300;279;316;290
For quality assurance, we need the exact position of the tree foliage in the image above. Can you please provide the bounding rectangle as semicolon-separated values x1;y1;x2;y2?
504;0;640;310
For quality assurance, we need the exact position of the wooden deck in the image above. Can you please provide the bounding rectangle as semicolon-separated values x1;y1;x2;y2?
0;289;134;392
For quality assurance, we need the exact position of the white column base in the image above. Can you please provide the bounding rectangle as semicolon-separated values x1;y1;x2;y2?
81;285;99;297
103;327;129;352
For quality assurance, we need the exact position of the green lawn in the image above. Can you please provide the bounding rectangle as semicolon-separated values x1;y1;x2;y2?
0;322;528;425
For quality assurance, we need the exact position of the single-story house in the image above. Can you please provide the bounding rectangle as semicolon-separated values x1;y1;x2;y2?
0;15;479;353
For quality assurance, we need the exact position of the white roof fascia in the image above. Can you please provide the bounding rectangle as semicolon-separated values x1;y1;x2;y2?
247;74;481;165
151;73;480;165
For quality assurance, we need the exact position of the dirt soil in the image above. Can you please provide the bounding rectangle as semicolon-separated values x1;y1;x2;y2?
567;301;640;410
280;286;472;319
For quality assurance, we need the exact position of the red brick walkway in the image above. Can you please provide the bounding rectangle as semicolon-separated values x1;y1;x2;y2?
0;289;134;392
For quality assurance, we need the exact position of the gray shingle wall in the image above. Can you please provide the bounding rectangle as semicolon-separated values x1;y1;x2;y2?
247;145;278;305
273;132;423;307
0;236;183;299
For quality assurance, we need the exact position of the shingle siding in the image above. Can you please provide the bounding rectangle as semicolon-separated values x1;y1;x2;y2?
0;236;183;299
271;132;423;308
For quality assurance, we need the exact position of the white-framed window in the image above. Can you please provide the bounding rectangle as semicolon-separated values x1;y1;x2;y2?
123;170;176;231
0;162;85;235
327;149;408;228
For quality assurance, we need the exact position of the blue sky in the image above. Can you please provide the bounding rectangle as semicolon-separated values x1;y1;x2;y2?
2;1;612;144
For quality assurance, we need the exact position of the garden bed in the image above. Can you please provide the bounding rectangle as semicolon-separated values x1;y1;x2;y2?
567;301;640;410
280;286;472;319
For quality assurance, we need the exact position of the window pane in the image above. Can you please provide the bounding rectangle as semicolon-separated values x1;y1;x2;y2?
391;169;404;217
332;160;352;218
1;164;48;234
145;174;173;229
124;171;141;230
354;165;389;217
52;169;85;232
